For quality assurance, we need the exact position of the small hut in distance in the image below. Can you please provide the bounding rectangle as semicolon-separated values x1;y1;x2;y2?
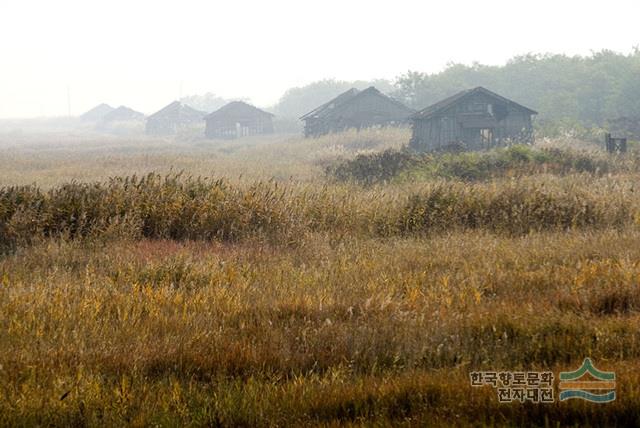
95;105;146;135
146;101;206;136
300;86;414;137
80;103;114;122
101;106;145;123
204;101;274;139
410;87;537;152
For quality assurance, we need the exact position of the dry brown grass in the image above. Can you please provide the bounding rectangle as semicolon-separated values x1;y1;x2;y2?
0;128;409;187
1;130;640;426
2;230;640;425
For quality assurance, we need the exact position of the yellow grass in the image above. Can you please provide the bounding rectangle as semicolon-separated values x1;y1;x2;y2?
0;128;409;187
1;129;639;426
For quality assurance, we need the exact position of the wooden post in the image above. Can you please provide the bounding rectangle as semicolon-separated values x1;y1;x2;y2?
605;133;628;154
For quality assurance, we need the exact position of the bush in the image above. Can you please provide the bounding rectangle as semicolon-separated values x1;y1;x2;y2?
326;149;423;185
0;174;308;249
395;181;630;235
327;145;637;184
1;173;635;251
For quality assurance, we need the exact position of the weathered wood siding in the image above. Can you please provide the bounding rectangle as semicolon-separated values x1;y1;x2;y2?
338;91;413;127
304;89;413;137
205;115;273;139
146;115;203;136
410;91;534;151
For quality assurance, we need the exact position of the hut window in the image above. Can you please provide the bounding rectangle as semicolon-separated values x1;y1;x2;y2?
469;102;486;112
493;104;508;121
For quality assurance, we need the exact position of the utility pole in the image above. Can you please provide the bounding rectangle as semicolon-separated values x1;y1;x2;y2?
67;85;71;118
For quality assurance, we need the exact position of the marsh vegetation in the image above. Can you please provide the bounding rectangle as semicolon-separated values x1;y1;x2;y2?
1;129;639;426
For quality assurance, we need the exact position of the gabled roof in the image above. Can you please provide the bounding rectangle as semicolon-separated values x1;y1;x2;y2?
300;86;414;120
102;105;145;122
80;103;114;121
204;101;274;120
411;87;538;120
300;88;360;120
148;101;206;120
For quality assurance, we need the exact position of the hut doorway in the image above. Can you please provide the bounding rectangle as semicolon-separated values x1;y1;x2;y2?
463;127;494;150
480;128;494;148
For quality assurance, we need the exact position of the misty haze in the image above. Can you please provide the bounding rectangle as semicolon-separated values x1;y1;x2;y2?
1;1;640;426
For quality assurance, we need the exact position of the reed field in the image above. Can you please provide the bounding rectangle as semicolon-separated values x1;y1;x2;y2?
1;128;640;426
0;128;408;187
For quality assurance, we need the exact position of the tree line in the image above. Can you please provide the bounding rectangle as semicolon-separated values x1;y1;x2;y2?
271;49;640;132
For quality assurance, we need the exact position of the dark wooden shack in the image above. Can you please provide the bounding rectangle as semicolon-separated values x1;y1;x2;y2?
146;101;206;136
204;101;274;139
410;87;537;152
300;87;414;137
605;133;627;154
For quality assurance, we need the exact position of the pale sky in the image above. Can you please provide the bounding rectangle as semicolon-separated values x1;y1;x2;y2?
0;0;638;118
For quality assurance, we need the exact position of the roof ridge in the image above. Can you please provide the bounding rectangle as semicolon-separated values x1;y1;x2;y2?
300;86;413;120
205;101;274;119
411;87;537;120
148;101;206;120
299;88;360;120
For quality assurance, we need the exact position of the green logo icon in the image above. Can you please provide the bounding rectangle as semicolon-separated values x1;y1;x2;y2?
559;358;616;403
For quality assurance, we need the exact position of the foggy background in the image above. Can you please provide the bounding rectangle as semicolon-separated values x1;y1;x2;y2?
1;0;638;118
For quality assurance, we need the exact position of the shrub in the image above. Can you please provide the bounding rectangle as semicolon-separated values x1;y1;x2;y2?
326;149;423;185
327;145;638;184
0;173;636;250
396;180;630;235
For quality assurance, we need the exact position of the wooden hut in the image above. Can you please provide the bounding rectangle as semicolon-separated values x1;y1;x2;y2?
204;101;274;139
101;105;145;123
80;103;114;122
410;87;537;152
146;101;206;136
300;86;414;137
95;105;145;135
